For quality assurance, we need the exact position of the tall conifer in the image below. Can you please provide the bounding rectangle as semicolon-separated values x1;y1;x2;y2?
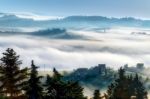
0;48;28;99
25;60;43;99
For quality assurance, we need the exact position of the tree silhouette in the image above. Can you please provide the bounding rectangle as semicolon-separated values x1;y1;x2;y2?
44;68;65;99
0;48;148;99
45;68;87;99
131;74;148;99
93;89;101;99
25;60;43;99
106;68;148;99
0;48;28;99
65;81;86;99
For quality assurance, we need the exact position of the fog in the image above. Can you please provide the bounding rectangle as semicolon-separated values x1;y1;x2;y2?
0;27;150;70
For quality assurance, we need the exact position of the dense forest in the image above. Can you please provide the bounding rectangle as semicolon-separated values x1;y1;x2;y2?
0;48;148;99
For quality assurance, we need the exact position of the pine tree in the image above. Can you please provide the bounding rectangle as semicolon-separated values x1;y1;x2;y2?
45;68;87;99
45;68;65;99
106;83;114;99
53;68;62;81
25;60;43;99
44;74;56;99
0;48;28;99
93;89;101;99
106;68;148;99
65;81;86;99
106;68;126;99
132;74;148;99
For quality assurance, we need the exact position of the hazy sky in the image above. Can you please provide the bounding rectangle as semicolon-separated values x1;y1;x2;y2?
0;0;150;18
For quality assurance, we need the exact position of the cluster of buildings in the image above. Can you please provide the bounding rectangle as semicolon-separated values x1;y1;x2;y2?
73;64;107;78
124;63;145;73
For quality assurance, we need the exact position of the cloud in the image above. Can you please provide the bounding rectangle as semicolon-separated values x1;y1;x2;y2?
2;12;63;21
0;28;150;70
15;12;63;20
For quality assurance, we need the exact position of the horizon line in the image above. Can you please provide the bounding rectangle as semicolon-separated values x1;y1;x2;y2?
1;11;150;21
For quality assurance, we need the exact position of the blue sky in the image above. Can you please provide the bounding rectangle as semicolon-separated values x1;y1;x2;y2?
0;0;150;18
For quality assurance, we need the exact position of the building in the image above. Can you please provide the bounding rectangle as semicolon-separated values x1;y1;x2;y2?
89;64;106;75
136;63;144;70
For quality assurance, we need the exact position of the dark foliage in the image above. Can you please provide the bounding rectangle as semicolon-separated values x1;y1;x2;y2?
0;48;28;99
93;89;101;99
0;48;148;99
44;68;87;99
24;60;43;99
107;67;148;99
32;28;66;36
64;65;115;89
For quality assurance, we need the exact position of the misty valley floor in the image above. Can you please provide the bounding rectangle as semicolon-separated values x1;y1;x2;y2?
0;27;150;70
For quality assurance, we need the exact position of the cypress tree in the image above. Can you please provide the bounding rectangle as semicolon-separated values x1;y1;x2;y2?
25;60;43;99
0;48;28;99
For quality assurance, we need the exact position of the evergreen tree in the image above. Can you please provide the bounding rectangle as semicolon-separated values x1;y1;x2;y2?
44;74;56;99
45;68;86;99
25;60;43;99
65;81;86;99
131;74;148;99
53;68;62;81
107;83;114;99
106;68;148;99
93;89;101;99
113;68;129;99
0;48;28;99
45;68;66;99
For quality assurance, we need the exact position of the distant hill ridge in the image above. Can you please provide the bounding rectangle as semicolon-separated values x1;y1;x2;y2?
0;12;146;21
0;12;150;29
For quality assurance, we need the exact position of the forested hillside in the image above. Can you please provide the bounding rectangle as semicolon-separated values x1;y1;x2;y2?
0;48;148;99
